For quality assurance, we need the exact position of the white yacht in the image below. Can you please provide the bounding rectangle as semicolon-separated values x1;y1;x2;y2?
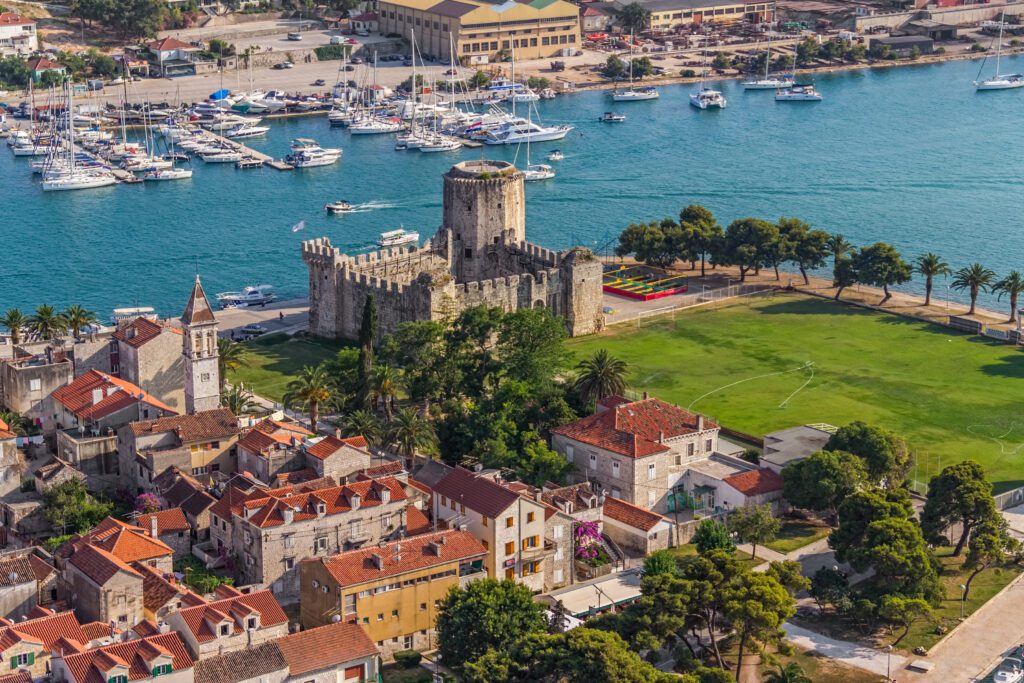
418;137;462;153
216;285;276;308
690;87;727;109
611;32;659;101
225;124;271;138
976;13;1024;90
511;88;541;103
523;163;555;181
349;117;402;135
41;84;117;191
286;138;342;168
483;118;573;145
200;150;243;163
143;167;193;181
547;150;564;161
775;83;823;101
378;229;419;248
743;33;790;90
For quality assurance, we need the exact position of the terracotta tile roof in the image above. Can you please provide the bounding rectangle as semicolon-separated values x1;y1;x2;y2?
129;408;238;442
180;276;215;325
71;517;174;564
276;621;378;677
131;620;160;638
407;478;433;496
361;460;403;477
63;633;193;683
274;468;320;486
26;57;62;70
147;37;195;52
135;508;190;535
0;418;15;440
25;606;54;619
34;457;82;482
175;590;286;644
193;641;286;683
68;544;143;586
241;478;406;529
181;490;217;518
0;611;87;654
112;317;180;349
80;621;116;641
313;530;484;586
0;557;34;586
0;672;32;683
722;468;784;496
305;435;368;461
603;496;667;532
405;505;431;536
552;396;717;458
132;562;204;613
27;554;55;582
432;467;520;519
52;370;176;422
238;418;312;455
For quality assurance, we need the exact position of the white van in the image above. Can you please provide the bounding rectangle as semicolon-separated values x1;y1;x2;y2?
330;35;345;44
287;32;303;41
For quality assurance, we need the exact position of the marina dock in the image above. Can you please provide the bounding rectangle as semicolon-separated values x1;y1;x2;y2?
203;131;294;171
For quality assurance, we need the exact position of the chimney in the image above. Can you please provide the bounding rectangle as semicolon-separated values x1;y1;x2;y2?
282;508;294;525
428;542;442;557
92;388;103;405
437;534;447;545
534;490;543;502
659;430;665;443
697;415;704;431
150;515;158;539
334;427;342;438
370;552;384;570
350;493;361;510
642;391;649;400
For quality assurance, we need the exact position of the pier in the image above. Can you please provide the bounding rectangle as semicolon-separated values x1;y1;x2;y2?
203;131;294;171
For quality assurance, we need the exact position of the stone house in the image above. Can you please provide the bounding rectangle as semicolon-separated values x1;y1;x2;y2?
235;419;314;484
111;317;186;413
0;419;21;498
0;611;88;680
0;343;73;433
152;467;217;542
62;517;174;575
679;458;785;514
502;481;575;591
144;37;209;77
231;478;408;604
0;554;37;619
206;474;271;558
300;530;485;661
133;562;206;622
32;457;86;494
28;553;58;606
163;586;289;660
303;434;372;483
118;408;240;495
63;543;146;626
431;468;552;592
551;394;721;515
53;632;194;683
601;496;673;556
191;642;287;683
134;509;192;560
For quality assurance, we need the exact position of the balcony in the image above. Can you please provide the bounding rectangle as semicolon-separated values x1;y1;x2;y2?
458;562;486;588
519;539;556;562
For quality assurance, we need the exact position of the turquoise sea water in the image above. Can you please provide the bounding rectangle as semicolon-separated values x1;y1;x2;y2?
3;54;1023;317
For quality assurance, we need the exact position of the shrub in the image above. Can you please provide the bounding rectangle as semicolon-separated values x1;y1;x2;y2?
393;650;423;668
314;44;352;61
681;68;696;77
970;42;986;53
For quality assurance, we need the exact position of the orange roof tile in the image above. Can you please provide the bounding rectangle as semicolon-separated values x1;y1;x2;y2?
405;505;431;536
135;508;190;535
552;396;716;458
240;478;406;529
0;672;32;683
68;544;143;586
722;468;784;496
80;621;117;642
112;317;180;349
51;370;176;422
67;517;173;567
175;590;286;644
147;37;194;52
63;633;193;683
238;419;312;455
129;408;238;442
305;435;368;461
313;530;484;586
432;468;520;518
276;621;377;676
0;611;86;654
603;496;667;532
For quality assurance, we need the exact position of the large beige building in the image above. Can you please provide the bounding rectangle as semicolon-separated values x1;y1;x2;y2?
612;0;774;30
377;0;581;63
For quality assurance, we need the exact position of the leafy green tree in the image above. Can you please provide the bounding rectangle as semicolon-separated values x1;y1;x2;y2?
548;599;570;634
357;294;377;408
719;218;780;281
1;308;26;345
341;409;382;448
630;56;653;78
994;270;1024;323
62;305;96;339
921;460;998;556
28;305;68;340
38;70;65;88
852;242;911;303
825;421;911;486
724;572;796;680
573;349;628;406
766;559;811;596
781;450;867;521
496;308;569;387
436;578;547;670
615;220;682;268
913;252;950;307
369;364;399;418
221;383;257;415
908;45;922;60
833;253;858;301
809;567;849;612
878;595;931;645
515;434;573;486
282;365;332;433
712;52;731;71
779;218;829;285
795;36;820;65
379;320;451;403
693;518;735;555
830;488;913;564
86;49;117;78
726;504;779;559
43;479;113;535
383;406;436;460
764;662;812;683
851;517;942;602
963;516;1019;600
616;2;650;33
820;40;844;65
217;337;247;390
0;411;31;436
952;263;996;315
681;550;743;668
643;549;678;576
845;43;867;62
603;54;627;79
468;70;490;89
678;204;722;276
107;0;165;39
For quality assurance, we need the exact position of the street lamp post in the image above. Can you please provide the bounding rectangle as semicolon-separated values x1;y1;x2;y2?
959;583;967;620
886;644;892;682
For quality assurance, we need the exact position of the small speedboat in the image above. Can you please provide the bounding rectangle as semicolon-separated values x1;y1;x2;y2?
523;163;555;181
378;228;419;248
547;150;564;161
325;200;354;213
600;112;626;123
994;659;1024;683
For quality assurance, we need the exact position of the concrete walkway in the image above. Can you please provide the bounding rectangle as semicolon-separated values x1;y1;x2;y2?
784;623;906;678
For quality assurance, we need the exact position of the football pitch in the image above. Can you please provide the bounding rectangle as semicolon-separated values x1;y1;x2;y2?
567;293;1024;492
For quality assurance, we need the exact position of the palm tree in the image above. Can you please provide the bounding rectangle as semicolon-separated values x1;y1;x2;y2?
341;409;383;448
0;410;30;436
384;407;437;461
995;270;1024;324
221;384;257;415
827;233;852;269
913;253;950;307
282;364;333;433
370;365;399;419
0;309;26;345
217;337;248;390
62;305;97;339
27;305;68;341
764;663;811;683
952;263;996;316
573;350;628;405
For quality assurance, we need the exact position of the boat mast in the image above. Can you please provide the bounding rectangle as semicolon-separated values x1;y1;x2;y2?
764;31;772;81
995;11;1005;77
66;80;75;174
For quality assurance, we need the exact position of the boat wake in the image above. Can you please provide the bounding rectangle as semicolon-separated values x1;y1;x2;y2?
346;200;401;213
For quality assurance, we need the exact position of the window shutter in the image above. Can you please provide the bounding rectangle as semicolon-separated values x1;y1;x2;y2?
26;653;34;665
10;657;16;670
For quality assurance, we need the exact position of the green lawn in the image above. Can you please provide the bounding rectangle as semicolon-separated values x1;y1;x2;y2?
764;520;832;554
667;543;762;570
568;293;1024;492
769;647;884;683
380;665;434;683
232;333;351;402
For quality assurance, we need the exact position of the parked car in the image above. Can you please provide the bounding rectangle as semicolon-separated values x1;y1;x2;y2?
241;324;268;336
343;64;355;71
403;59;413;66
444;68;458;75
351;57;364;64
287;32;303;41
312;79;326;86
355;29;369;37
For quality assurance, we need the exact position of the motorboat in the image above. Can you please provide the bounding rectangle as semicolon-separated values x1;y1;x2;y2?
225;124;271;138
111;307;157;326
775;83;823;101
690;87;727;109
200;150;243;163
994;658;1024;683
215;285;276;307
483;118;573;145
511;88;540;103
325;200;354;213
611;86;659;101
523;163;555;181
143;167;193;181
418;137;462;153
378;228;419;248
547;150;564;161
123;156;173;172
976;12;1024;90
600;112;626;122
286;138;342;168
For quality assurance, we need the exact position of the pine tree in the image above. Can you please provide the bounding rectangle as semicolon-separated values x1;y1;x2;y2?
548;600;570;634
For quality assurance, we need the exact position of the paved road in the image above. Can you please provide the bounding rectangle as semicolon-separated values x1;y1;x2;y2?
784;623;906;678
215;297;308;338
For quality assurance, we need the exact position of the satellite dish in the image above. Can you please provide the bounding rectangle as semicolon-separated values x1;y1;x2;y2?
8;572;17;583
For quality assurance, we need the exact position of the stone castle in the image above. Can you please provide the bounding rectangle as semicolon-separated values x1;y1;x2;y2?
302;160;604;338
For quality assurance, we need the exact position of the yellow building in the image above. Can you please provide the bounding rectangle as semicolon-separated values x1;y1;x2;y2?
378;0;582;63
615;0;774;30
299;530;486;661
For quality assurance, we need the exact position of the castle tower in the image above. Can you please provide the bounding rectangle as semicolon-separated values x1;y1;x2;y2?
442;160;525;283
181;275;220;414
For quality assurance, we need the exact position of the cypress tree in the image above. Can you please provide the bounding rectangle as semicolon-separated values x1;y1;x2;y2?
357;295;377;408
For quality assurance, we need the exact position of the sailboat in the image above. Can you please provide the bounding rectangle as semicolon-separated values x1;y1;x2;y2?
517;47;554;182
743;32;790;90
144;117;192;180
611;32;659;101
42;83;117;191
690;45;727;109
349;52;403;134
775;47;823;101
975;12;1024;90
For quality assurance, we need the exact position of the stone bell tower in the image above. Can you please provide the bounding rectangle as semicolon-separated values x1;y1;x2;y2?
181;275;220;414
